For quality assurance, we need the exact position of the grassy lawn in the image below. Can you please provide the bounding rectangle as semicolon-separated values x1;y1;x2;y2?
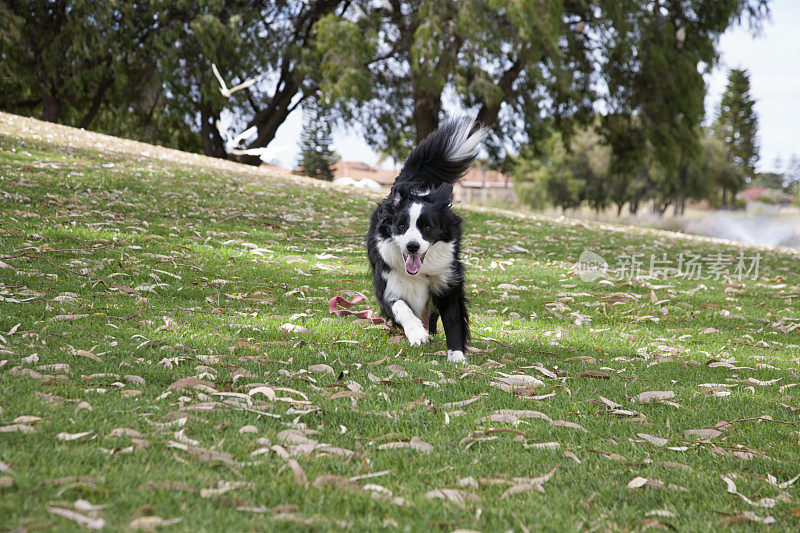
2;120;800;531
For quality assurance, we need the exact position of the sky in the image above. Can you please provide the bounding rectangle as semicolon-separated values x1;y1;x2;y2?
268;0;800;173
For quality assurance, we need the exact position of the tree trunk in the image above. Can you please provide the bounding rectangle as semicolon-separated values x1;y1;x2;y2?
476;60;523;129
413;90;441;143
239;81;302;165
79;72;114;129
630;197;639;215
41;92;60;123
200;104;227;159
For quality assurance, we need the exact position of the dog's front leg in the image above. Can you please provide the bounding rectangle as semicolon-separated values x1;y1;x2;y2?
391;300;429;346
433;293;468;363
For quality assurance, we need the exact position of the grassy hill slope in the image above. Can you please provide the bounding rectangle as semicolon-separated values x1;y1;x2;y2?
2;113;800;531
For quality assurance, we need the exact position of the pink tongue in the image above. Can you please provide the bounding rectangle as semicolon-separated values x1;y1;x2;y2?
405;254;422;274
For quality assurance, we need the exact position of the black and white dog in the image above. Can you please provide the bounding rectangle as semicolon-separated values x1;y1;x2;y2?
367;118;485;363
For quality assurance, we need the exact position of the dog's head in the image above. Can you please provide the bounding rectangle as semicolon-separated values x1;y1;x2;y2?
386;182;457;275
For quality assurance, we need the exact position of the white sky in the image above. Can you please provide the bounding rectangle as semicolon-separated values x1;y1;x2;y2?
269;0;800;173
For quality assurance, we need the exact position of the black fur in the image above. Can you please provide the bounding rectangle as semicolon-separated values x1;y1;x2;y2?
366;118;483;358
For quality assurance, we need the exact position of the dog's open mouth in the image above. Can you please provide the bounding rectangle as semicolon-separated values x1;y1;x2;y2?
402;252;426;275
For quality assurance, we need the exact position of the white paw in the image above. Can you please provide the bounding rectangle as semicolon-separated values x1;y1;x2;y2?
405;325;429;346
447;350;466;363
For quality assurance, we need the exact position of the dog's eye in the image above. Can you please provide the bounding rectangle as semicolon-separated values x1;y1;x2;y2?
422;225;431;232
397;222;407;231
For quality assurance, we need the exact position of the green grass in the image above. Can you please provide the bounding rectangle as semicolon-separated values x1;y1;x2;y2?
1;130;800;532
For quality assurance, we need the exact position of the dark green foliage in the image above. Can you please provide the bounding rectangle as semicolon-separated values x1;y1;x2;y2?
298;102;338;180
0;1;345;159
751;172;784;190
514;126;610;212
714;69;760;180
0;0;771;173
311;0;596;162
0;1;170;128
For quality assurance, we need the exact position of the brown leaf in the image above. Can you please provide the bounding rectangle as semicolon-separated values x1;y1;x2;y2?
637;433;668;447
635;391;675;403
46;506;105;529
280;323;311;335
718;511;776;525
74;349;101;362
425;488;480;509
287;459;307;486
330;390;367;400
377;437;433;453
276;429;316;446
550;420;587;432
308;364;334;375
167;377;215;391
57;430;94;441
683;428;722;439
40;476;105;488
501;482;543;498
312;475;361;492
129;516;182;531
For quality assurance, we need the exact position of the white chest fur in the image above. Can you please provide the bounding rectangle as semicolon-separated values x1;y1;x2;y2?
377;238;455;317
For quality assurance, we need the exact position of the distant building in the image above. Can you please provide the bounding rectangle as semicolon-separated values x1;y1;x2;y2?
328;160;517;205
738;187;795;214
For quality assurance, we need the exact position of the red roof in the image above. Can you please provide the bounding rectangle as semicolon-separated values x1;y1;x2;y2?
740;187;769;200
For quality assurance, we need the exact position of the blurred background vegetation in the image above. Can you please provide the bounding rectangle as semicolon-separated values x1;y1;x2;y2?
2;0;797;213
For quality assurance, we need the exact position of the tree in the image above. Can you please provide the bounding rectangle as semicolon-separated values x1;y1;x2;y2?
0;1;170;127
751;172;784;190
310;0;768;167
714;68;760;179
297;102;338;180
0;1;347;160
514;125;610;212
785;153;800;195
312;0;596;161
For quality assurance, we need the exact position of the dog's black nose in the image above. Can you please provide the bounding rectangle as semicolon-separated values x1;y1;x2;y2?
406;241;420;254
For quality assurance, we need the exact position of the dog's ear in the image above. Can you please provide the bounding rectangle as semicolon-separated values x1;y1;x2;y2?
430;183;453;206
390;183;411;209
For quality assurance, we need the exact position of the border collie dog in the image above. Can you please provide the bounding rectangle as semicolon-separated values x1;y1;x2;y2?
367;118;486;363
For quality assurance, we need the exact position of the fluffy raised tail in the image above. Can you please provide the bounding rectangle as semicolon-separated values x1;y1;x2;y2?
397;117;487;190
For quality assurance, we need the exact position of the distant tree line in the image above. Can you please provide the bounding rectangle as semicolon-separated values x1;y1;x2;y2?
515;68;764;214
0;1;771;200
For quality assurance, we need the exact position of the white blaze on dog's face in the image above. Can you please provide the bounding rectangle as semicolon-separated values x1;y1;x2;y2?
393;202;429;275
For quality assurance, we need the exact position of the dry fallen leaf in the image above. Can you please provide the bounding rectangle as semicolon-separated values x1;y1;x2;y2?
200;480;249;498
129;515;182;531
377;436;433;453
637;433;668;447
280;323;311;335
503;467;558;498
634;391;675;403
425;488;480;509
47;506;105;529
57;430;94;441
308;364;334;375
718;510;776;525
683;428;722;439
287;459;307;486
